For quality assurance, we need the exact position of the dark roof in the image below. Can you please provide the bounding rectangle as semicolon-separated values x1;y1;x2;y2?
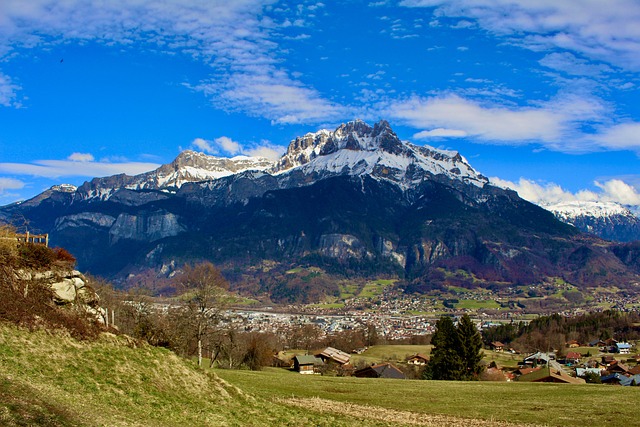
354;363;405;379
294;355;322;365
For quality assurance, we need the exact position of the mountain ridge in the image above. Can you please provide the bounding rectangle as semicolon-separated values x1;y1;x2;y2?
2;120;639;300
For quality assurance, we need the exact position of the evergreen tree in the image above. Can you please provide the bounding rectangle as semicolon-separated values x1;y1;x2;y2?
425;315;484;381
456;314;484;380
425;316;464;380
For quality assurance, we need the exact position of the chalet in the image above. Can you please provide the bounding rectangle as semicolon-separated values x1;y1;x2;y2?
522;352;553;367
565;352;581;365
315;347;351;365
490;341;505;352
293;355;322;374
354;363;405;379
606;361;630;375
589;339;606;349
518;366;585;384
575;367;602;378
628;365;640;376
616;342;632;354
407;353;429;365
601;355;616;366
566;340;580;348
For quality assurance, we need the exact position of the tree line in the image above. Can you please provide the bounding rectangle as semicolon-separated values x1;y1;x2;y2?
481;311;640;354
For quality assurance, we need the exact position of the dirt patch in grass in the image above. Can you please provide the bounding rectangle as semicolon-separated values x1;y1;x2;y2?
279;397;541;427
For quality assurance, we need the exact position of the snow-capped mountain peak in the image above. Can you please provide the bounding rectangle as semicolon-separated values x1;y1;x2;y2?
271;119;488;189
543;200;640;242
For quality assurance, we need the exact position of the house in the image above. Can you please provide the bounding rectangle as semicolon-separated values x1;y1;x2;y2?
606;361;630;375
616;342;632;354
522;352;553;366
566;340;580;348
293;355;322;374
490;341;505;352
354;363;405;379
518;366;585;384
565;352;581;365
628;365;640;376
601;373;640;386
315;347;351;365
513;366;541;377
407;353;429;365
575;367;602;378
589;339;606;350
601;355;617;366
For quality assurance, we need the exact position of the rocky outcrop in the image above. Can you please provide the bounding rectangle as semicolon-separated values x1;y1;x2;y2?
16;269;97;306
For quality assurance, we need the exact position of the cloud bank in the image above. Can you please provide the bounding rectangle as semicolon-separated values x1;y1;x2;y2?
491;177;640;207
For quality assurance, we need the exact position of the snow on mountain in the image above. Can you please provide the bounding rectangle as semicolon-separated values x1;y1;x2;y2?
271;119;488;189
545;201;632;220
76;150;273;200
71;120;489;202
543;200;640;242
128;150;273;190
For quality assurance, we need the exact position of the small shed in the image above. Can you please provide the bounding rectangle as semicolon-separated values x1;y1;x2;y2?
293;355;322;374
354;363;406;379
565;351;581;365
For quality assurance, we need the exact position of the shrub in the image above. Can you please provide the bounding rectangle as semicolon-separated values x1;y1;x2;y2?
18;243;55;269
53;247;76;265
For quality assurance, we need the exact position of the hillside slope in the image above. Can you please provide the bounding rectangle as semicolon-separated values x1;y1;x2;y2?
1;324;534;427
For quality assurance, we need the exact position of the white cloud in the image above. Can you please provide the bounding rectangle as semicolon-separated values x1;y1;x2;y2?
214;136;241;155
244;141;285;160
414;128;467;138
192;138;215;154
595;179;640;205
592;122;640;150
0;159;159;178
0;177;25;194
387;94;564;144
490;177;640;207
0;0;343;125
199;72;345;125
67;152;95;162
0;71;21;107
400;0;640;71
539;52;612;77
191;136;284;160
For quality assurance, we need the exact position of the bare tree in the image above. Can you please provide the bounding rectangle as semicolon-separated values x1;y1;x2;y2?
176;262;229;367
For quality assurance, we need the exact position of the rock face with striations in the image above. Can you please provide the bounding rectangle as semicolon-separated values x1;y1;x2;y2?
2;120;640;297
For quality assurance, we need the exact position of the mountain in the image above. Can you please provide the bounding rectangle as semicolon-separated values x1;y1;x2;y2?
544;201;640;242
2;120;639;300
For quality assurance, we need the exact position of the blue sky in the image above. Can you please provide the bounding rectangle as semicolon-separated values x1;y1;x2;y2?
1;0;640;208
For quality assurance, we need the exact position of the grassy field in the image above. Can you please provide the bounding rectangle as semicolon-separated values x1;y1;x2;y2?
215;367;639;427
